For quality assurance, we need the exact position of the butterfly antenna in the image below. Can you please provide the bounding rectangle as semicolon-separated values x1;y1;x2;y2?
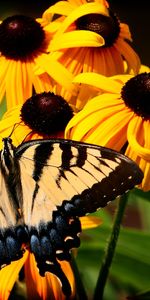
8;122;23;138
20;130;34;144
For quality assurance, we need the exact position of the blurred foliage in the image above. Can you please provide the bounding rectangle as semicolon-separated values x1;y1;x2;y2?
0;96;6;119
76;189;150;299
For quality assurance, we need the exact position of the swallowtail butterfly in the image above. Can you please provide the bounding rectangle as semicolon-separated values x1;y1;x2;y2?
0;137;143;295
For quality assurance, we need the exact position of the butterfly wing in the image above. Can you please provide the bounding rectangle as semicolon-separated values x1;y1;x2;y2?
16;138;143;217
16;138;143;295
0;155;26;268
18;162;72;296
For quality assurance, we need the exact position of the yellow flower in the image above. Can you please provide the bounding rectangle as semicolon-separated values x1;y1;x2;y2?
0;91;75;148
0;251;74;300
44;0;140;76
0;216;101;300
65;71;150;191
0;14;74;109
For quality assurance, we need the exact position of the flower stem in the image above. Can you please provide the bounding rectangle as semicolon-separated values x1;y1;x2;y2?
71;253;88;300
94;193;128;300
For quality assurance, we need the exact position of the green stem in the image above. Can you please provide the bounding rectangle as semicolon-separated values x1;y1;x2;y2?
94;193;128;300
71;253;88;300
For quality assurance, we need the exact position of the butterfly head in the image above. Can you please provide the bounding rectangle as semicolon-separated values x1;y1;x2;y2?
1;137;15;169
2;137;13;150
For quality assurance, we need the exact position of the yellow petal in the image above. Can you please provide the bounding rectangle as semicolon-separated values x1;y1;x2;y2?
74;83;99;110
73;72;122;93
0;58;10;104
35;54;75;93
80;216;102;229
126;119;150;191
25;253;75;300
68;0;85;6
127;117;150;160
43;1;74;18
0;251;28;300
111;74;133;84
54;2;109;37
139;65;150;73
44;20;63;34
0;105;31;149
50;30;104;51
114;38;141;75
65;94;134;151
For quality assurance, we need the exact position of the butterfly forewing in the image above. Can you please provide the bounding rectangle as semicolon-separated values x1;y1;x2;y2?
16;139;143;217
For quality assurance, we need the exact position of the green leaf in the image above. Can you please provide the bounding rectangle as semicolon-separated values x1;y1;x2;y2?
0;97;6;119
127;290;150;299
77;223;150;293
130;188;150;203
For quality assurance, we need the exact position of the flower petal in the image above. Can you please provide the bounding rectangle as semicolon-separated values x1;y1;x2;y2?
25;253;75;300
35;54;75;93
126;117;150;191
73;72;121;93
139;65;150;73
0;58;10;104
0;105;31;149
65;94;134;150
127;117;150;160
119;23;132;41
114;38;141;74
0;252;28;300
54;2;109;37
50;30;104;51
43;1;74;18
80;216;102;229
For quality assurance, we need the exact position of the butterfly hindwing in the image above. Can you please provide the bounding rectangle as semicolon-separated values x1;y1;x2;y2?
0;153;26;267
19;163;72;295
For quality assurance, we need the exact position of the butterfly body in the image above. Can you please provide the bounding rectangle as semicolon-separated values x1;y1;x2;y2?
0;137;143;295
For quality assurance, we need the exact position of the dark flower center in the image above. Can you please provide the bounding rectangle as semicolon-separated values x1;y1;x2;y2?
0;15;46;60
21;92;73;135
75;10;120;47
121;73;150;120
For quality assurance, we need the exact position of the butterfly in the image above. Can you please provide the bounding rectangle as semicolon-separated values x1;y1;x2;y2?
0;137;143;296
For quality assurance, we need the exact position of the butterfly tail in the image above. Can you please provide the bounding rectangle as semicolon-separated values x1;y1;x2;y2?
37;259;72;296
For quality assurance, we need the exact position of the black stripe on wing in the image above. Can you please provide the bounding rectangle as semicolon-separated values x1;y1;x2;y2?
33;143;54;181
59;142;74;169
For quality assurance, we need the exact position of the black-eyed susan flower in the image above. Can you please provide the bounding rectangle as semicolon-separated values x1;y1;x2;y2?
65;71;150;191
44;0;140;77
0;91;74;147
0;14;75;109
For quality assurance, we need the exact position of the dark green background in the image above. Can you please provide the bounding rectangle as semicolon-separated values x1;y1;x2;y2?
0;0;149;66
